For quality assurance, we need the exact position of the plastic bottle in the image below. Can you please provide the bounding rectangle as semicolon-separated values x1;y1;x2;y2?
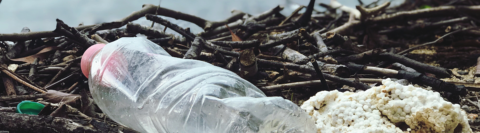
80;37;316;133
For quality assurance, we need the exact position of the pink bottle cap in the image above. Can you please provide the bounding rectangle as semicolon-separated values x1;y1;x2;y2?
81;44;106;78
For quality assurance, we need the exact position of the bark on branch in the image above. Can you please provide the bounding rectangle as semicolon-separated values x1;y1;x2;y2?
209;40;260;48
0;4;245;41
0;112;139;133
143;4;245;30
146;14;197;40
367;5;480;23
0;112;97;132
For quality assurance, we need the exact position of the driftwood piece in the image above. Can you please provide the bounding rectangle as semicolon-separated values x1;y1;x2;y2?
183;37;205;59
259;32;300;48
379;53;452;78
0;112;139;133
1;67;46;93
203;42;240;56
146;14;197;40
143;4;246;30
200;6;284;37
279;5;305;26
45;62;74;87
476;57;480;77
310;58;330;91
0;4;244;41
257;59;369;90
210;40;260;48
368;5;480;23
282;47;309;64
1;75;16;96
379;17;470;34
0;112;97;133
90;34;109;44
261;78;382;91
54;19;97;47
239;48;258;77
126;23;170;38
294;0;315;27
311;32;328;53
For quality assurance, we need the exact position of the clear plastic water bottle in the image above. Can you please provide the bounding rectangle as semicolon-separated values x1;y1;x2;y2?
80;37;315;133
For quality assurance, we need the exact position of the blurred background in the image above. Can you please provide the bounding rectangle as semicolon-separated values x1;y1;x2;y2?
0;0;404;34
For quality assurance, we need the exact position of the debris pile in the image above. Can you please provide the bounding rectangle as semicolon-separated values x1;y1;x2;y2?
1;0;480;132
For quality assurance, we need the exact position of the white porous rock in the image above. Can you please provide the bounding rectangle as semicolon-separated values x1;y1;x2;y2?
301;78;472;133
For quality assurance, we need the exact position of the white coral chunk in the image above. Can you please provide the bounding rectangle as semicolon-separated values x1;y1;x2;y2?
301;78;472;133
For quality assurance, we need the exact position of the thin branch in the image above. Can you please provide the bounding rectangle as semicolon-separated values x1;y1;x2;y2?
397;27;478;55
45;72;77;90
330;0;361;19
166;47;185;58
368;5;480;23
209;40;260;48
184;37;205;59
322;12;360;35
45;62;74;87
321;11;344;33
0;94;45;101
295;0;315;27
391;62;417;72
336;49;385;63
279;5;305;26
54;19;97;47
90;34;109;44
1;75;16;96
311;31;328;53
0;4;156;41
261;78;381;91
310;58;330;90
200;6;284;37
259;32;301;48
356;1;390;21
126;23;171;38
246;5;284;22
239;48;258;77
346;62;398;77
323;1;390;35
146;14;197;40
257;58;370;90
282;47;310;64
379;17;470;34
203;42;240;57
1;68;46;93
0;112;99;132
308;49;353;59
126;23;186;44
379;53;452;78
143;4;246;30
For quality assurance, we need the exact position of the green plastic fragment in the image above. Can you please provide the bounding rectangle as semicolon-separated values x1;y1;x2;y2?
420;5;432;9
16;101;45;115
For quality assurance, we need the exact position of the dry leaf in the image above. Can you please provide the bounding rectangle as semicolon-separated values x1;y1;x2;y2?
44;90;81;106
44;90;96;117
226;24;242;41
10;46;56;63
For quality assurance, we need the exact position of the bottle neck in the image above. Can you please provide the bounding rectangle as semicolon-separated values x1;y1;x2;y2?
81;44;106;78
85;50;101;77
